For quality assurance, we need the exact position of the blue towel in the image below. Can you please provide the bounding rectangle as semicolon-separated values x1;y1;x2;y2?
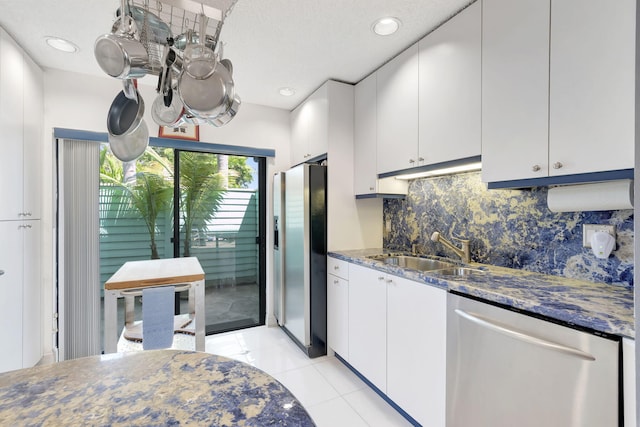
142;286;175;350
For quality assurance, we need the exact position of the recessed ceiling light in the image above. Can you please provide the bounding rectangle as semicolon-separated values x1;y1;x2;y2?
372;17;401;36
278;87;296;97
45;37;79;53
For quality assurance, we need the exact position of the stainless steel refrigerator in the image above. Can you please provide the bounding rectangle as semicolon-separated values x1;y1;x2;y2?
273;163;327;358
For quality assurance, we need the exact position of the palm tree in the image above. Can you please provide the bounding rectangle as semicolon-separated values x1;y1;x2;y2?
129;172;174;258
179;151;225;257
100;146;174;259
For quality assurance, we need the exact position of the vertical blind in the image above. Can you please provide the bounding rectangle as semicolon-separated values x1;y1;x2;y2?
58;138;101;360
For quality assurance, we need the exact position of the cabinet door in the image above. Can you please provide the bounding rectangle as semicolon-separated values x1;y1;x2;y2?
354;73;378;194
481;0;549;183
377;43;419;174
548;0;635;176
0;222;24;373
348;263;387;392
327;273;348;358
305;84;328;160
622;338;636;427
22;53;43;220
387;276;446;426
0;29;25;220
22;220;41;367
419;1;481;165
290;103;307;166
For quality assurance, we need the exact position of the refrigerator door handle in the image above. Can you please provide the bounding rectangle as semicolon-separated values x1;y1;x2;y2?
454;309;596;361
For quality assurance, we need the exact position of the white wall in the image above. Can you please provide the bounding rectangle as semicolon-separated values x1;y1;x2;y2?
42;69;291;356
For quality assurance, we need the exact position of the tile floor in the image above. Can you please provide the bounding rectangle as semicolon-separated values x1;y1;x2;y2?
204;326;413;427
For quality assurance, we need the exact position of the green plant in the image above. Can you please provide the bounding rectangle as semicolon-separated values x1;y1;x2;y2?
179;151;225;257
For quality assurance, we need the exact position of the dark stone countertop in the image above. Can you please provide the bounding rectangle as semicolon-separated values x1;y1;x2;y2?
329;249;634;338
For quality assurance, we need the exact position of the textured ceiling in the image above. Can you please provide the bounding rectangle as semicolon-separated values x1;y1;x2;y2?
0;0;473;110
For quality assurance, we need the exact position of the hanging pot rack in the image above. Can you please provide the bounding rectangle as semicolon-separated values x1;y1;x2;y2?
127;0;238;76
96;0;241;161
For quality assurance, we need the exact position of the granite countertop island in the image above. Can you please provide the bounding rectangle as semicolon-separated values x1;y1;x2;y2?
0;350;314;426
330;249;634;338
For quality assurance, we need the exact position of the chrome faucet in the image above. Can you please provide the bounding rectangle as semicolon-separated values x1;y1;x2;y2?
431;231;470;263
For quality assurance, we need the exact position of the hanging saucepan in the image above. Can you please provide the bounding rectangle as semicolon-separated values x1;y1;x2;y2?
182;16;218;80
107;87;148;161
94;0;150;79
107;89;145;136
209;94;241;127
109;119;149;162
178;57;235;119
173;32;217;52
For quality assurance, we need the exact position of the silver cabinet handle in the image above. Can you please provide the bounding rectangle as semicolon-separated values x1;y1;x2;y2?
334;265;339;270
454;309;595;361
409;159;415;164
553;162;563;169
378;276;385;281
532;165;541;172
0;270;4;276
418;157;424;162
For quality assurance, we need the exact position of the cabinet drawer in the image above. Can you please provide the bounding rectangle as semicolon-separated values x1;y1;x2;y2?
328;257;349;280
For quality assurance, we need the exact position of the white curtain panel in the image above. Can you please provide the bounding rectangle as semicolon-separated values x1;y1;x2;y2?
57;138;101;360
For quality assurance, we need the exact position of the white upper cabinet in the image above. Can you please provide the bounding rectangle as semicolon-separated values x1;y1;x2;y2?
0;29;25;221
354;73;378;194
0;28;43;220
22;52;43;220
481;0;550;183
290;84;329;166
376;43;420;175
482;0;635;183
418;1;481;165
548;0;635;176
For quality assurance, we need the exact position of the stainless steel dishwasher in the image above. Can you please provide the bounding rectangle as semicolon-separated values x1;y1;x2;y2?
447;292;620;427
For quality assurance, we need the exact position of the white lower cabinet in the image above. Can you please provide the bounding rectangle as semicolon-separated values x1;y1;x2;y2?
327;257;349;357
387;274;446;427
623;338;636;427
348;263;387;391
0;220;41;373
347;262;446;425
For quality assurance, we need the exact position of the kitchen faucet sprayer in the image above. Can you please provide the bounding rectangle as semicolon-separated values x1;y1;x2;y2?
431;231;471;263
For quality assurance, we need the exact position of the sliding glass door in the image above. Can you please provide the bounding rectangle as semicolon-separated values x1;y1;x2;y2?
99;144;266;344
174;150;264;334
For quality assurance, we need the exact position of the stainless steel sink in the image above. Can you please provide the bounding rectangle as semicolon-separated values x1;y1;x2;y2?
432;267;485;277
369;255;454;271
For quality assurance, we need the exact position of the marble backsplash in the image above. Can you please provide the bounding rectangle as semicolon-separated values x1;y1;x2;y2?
383;171;634;286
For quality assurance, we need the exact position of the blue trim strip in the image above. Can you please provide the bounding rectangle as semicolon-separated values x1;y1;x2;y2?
53;128;276;158
334;353;420;426
355;193;406;200
149;137;275;157
378;155;482;179
487;168;634;189
53;128;109;142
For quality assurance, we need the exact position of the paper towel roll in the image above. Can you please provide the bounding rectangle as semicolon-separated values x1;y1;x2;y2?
547;180;634;212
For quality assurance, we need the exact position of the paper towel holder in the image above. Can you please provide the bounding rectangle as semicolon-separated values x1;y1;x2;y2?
547;179;634;212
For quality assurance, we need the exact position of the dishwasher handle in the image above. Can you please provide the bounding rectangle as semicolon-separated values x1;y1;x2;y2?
454;309;596;361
